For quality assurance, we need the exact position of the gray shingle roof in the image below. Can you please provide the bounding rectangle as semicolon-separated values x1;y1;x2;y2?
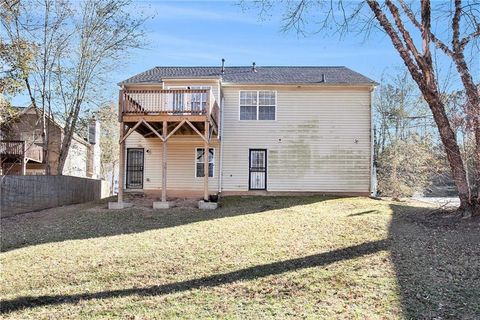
119;66;376;85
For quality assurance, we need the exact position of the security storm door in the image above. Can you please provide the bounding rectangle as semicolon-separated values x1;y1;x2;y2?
126;148;144;189
249;149;267;190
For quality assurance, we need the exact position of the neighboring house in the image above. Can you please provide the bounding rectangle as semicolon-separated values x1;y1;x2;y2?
0;106;101;178
115;65;376;207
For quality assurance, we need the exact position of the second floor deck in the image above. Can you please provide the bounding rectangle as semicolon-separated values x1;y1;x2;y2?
120;89;220;129
0;140;44;163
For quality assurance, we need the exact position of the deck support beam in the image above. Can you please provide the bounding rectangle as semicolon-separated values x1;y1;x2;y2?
204;120;209;201
185;120;208;143
162;120;168;202
20;141;26;175
142;120;165;141
117;123;125;203
119;120;143;144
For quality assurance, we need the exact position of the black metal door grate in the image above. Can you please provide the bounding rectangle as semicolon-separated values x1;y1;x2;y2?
249;149;267;190
126;148;144;189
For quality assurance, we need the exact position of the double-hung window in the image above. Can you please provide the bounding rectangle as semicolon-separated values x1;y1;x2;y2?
195;148;214;178
240;91;276;120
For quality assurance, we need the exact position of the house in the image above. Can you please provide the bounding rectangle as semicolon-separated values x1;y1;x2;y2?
0;106;101;178
113;64;376;208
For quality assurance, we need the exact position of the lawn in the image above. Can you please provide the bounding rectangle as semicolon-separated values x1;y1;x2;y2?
1;196;479;319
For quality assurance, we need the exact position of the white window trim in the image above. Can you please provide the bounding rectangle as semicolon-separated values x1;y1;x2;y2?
239;90;277;121
195;147;215;178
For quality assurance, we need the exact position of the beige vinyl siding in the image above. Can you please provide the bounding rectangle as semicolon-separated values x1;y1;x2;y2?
221;85;372;193
125;132;219;191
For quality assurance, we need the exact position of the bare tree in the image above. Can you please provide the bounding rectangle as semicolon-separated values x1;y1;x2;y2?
55;0;145;174
2;0;71;174
373;69;456;199
248;0;479;216
374;69;431;155
1;0;146;175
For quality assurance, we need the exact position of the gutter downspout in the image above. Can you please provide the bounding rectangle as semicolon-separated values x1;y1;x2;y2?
370;86;377;197
219;88;225;193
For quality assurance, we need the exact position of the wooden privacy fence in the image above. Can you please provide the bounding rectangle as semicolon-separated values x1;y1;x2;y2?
0;175;109;217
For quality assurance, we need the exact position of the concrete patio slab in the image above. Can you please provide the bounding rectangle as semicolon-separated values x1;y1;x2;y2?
153;201;172;209
108;202;133;209
198;200;218;210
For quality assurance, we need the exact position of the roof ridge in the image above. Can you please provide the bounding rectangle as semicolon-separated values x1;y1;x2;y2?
153;65;347;68
119;65;377;85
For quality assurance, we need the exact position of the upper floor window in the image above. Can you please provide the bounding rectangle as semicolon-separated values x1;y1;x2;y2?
240;91;276;121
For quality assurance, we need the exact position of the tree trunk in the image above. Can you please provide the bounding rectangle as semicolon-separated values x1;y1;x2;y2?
451;52;480;207
56;126;73;175
56;100;82;175
368;0;478;216
421;92;477;215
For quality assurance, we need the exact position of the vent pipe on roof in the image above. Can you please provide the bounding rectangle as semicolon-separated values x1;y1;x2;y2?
252;62;257;72
221;58;225;74
321;73;326;83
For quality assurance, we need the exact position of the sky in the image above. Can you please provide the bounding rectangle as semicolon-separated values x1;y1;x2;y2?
12;0;476;107
118;0;403;85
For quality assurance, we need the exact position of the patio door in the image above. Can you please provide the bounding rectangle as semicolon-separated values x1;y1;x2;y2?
249;149;267;190
168;86;186;113
126;148;144;189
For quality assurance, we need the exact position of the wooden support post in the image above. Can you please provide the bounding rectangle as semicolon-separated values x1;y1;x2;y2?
162;120;167;202
21;141;26;175
118;122;125;203
204;120;210;201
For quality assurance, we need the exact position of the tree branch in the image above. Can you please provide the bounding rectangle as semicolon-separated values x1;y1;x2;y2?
367;0;423;84
385;1;426;71
420;0;433;86
398;0;454;57
460;25;480;49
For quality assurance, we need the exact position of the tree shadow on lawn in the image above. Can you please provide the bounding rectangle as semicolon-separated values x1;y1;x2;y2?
347;209;380;217
1;195;334;252
389;203;480;319
0;239;389;314
4;199;478;318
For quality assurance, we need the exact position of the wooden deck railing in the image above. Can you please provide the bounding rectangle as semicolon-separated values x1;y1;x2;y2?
0;140;44;163
0;140;24;157
120;89;220;128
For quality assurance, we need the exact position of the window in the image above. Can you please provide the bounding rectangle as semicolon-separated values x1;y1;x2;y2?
196;148;214;178
240;91;276;120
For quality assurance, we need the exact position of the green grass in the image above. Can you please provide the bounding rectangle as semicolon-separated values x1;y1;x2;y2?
1;196;479;319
